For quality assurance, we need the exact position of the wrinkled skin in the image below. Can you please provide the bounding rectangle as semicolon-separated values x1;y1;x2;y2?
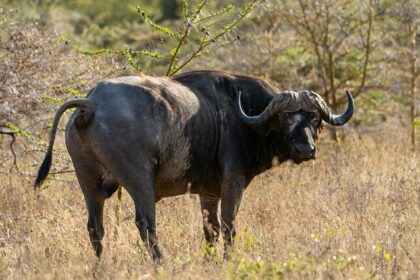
34;70;353;261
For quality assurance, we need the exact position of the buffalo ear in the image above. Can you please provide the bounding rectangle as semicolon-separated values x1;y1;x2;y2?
318;122;323;134
256;115;280;136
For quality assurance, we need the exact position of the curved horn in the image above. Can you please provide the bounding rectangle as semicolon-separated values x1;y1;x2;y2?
235;91;278;126
323;90;354;126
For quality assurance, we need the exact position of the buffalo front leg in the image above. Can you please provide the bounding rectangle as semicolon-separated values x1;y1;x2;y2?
220;175;245;259
200;195;220;253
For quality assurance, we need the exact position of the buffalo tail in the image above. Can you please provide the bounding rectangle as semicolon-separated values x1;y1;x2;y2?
34;99;95;189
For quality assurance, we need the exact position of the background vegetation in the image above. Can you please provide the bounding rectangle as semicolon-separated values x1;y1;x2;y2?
0;0;418;279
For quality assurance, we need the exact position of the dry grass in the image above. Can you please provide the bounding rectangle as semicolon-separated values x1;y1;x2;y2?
0;125;418;280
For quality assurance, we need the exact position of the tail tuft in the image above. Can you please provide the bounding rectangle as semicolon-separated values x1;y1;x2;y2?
34;149;52;189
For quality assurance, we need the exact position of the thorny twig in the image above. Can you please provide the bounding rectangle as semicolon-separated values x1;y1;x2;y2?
0;122;19;172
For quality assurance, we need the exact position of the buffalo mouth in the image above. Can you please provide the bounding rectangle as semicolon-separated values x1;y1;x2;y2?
291;157;312;164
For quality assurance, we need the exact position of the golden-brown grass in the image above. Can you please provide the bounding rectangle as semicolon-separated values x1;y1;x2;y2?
0;126;418;279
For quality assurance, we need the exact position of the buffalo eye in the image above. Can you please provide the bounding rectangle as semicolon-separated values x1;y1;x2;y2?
311;117;320;125
307;112;319;125
283;113;293;124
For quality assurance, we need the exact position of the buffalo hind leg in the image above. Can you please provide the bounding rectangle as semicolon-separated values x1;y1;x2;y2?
87;177;120;255
200;195;220;256
86;194;105;257
220;174;245;259
72;163;105;257
111;162;162;261
128;185;162;261
133;192;161;261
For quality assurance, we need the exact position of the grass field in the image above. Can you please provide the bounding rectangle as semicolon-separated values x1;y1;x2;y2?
0;124;418;279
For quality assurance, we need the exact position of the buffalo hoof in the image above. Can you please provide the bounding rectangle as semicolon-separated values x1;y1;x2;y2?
88;227;104;258
91;240;103;258
151;244;162;264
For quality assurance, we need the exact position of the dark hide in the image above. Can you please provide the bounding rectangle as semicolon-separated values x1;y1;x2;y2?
34;70;353;261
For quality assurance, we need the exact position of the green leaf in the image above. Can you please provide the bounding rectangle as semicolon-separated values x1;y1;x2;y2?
297;63;313;77
346;50;363;63
67;88;85;98
170;47;178;56
76;48;113;56
137;8;176;38
58;35;70;45
286;47;306;60
5;122;46;146
130;49;165;59
183;0;189;19
42;95;63;104
194;4;235;23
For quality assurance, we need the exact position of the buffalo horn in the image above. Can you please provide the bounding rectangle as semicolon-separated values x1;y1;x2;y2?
235;91;282;126
322;90;354;126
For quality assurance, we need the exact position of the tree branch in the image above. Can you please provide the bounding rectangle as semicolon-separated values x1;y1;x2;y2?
0;122;18;172
353;0;373;99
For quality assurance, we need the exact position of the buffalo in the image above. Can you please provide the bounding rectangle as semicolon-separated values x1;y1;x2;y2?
35;70;353;260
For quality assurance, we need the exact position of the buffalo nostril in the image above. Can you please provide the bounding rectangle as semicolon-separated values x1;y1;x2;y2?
295;143;310;153
309;146;316;154
295;144;316;158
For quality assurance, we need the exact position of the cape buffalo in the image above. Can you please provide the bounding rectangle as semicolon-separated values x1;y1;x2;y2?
34;70;353;260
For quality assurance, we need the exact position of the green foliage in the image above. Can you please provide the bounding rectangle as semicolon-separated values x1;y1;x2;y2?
69;0;263;76
230;259;285;279
277;0;374;107
67;88;85;98
275;47;309;69
60;35;165;72
183;0;189;19
51;85;86;98
148;0;262;76
57;0;159;27
237;228;259;252
196;4;235;23
41;95;63;105
334;50;364;80
272;47;313;82
137;8;177;38
285;47;307;60
297;64;313;77
345;50;364;63
4;122;46;147
200;243;222;263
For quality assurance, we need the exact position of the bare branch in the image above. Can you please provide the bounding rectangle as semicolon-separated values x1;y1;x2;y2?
0;126;18;172
353;0;373;99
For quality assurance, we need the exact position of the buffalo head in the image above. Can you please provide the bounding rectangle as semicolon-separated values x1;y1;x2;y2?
236;89;354;163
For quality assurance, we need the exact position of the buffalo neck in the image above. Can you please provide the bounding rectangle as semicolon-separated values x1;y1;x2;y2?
248;130;289;177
